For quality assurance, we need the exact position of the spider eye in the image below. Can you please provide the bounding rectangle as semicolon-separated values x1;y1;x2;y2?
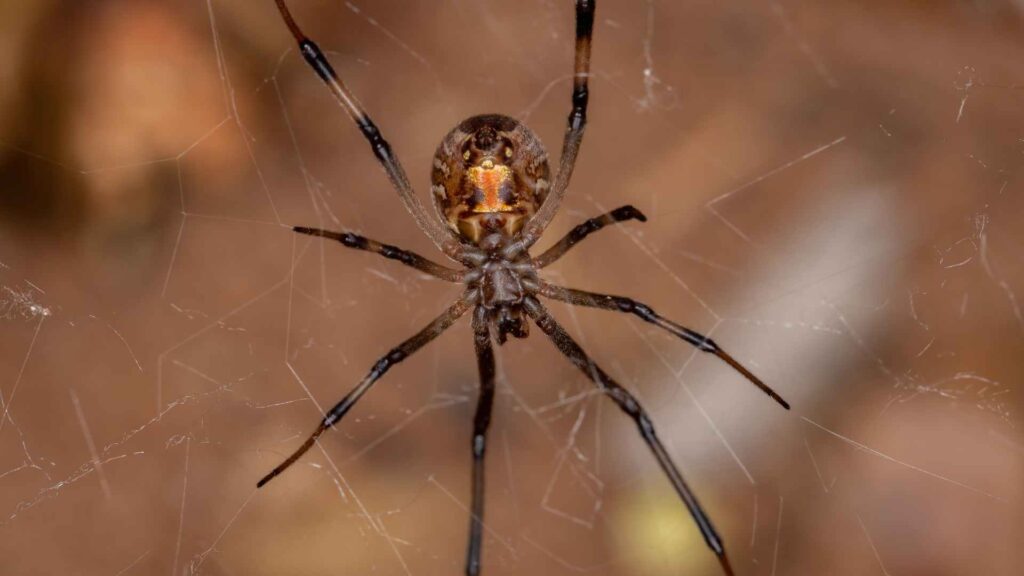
504;146;513;158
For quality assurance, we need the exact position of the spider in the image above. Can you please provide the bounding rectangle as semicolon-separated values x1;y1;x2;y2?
259;1;790;574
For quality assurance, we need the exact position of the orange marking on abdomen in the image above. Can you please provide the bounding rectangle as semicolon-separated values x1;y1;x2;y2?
468;165;514;213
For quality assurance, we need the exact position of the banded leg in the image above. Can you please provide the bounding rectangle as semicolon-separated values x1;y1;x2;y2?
511;0;596;254
257;294;474;488
274;0;460;258
531;205;647;268
538;282;789;409
294;226;463;282
523;297;736;576
466;307;496;576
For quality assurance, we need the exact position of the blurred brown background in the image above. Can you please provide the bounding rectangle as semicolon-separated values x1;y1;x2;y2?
2;0;1023;574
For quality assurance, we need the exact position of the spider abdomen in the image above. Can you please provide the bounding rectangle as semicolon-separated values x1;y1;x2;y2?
431;114;550;245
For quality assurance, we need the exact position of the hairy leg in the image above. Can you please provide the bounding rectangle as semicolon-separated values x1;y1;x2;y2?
465;307;496;575
274;0;461;257
294;226;462;282
531;205;646;268
257;294;474;488
538;282;789;409
509;0;596;255
525;296;736;575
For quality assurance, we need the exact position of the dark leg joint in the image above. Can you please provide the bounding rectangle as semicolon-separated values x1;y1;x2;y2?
568;216;601;242
370;348;407;377
356;118;393;163
612;297;658;325
342;233;369;249
323;410;341;428
683;329;718;353
370;139;393;163
636;411;656;439
617;298;653;319
611;204;647;222
294;226;369;250
576;0;596;36
608;386;642;417
299;39;339;84
379;244;413;265
572;86;589;109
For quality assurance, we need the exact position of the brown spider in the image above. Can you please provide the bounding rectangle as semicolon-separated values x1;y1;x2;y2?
260;1;790;574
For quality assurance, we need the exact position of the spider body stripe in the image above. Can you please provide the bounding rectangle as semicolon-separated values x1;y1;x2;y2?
264;1;789;574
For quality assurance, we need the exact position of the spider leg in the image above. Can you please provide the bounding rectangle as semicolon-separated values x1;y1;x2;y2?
538;282;789;409
523;297;736;576
257;294;474;488
510;0;595;255
273;1;462;259
466;306;496;576
532;205;647;268
294;226;463;282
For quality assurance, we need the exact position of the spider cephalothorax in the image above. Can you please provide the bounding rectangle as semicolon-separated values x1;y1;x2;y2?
463;232;540;344
263;2;789;575
431;114;550;244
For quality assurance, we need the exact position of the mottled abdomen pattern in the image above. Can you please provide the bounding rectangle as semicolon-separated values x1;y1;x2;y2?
431;114;550;244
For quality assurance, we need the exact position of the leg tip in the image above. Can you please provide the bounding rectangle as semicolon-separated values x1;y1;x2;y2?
256;469;278;488
712;348;790;410
616;205;648;222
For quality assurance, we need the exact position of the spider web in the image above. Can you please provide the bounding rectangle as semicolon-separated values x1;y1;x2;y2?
1;1;1023;574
